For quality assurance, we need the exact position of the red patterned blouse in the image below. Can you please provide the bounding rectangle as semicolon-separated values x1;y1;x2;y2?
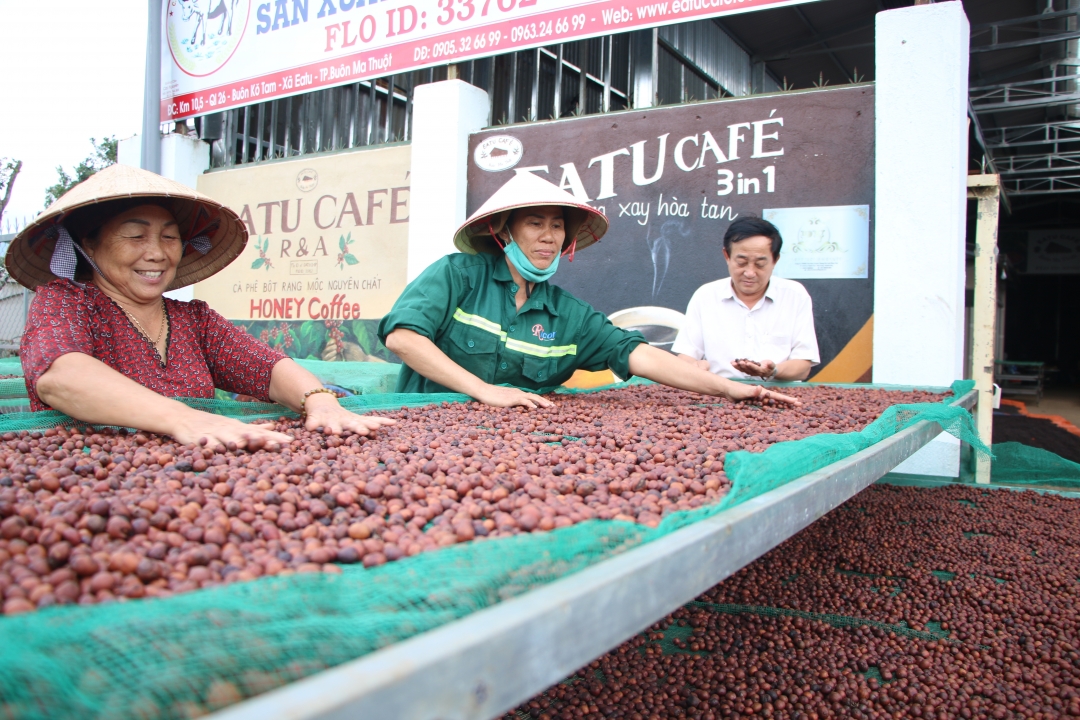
21;280;286;411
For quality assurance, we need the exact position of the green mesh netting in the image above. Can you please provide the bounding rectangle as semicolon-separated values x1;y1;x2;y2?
0;361;402;403
0;381;984;719
0;357;23;377
0;378;26;401
292;359;400;396
988;441;1080;487
721;380;986;509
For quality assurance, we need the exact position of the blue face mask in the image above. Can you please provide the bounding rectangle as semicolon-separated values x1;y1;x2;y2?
502;229;561;283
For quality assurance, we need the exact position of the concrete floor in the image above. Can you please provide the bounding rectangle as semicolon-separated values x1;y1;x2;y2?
1018;385;1080;429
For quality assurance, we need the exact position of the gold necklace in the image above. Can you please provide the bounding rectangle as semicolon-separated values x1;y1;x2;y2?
118;299;167;346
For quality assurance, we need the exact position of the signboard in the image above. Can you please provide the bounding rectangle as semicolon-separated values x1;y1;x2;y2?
1027;229;1080;274
767;204;869;279
194;144;410;361
161;0;818;121
467;85;875;381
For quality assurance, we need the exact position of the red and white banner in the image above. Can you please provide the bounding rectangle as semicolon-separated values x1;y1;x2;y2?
161;0;816;122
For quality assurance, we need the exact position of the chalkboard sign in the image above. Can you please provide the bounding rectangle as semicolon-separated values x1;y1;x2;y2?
467;85;875;380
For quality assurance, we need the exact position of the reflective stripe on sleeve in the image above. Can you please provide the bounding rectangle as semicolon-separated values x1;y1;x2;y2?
453;308;507;340
452;307;577;358
505;338;578;357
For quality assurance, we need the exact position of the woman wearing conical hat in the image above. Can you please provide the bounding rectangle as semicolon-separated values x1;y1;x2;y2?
378;173;798;408
8;165;393;448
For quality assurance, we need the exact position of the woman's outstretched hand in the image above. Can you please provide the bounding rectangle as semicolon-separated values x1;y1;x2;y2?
724;382;802;407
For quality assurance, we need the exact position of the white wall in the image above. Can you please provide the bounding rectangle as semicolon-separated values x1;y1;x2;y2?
873;1;969;387
407;80;491;281
873;1;970;477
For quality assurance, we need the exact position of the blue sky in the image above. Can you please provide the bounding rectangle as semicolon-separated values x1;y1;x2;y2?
0;1;148;231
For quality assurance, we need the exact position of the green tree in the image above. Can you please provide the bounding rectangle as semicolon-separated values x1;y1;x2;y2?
0;158;21;227
44;137;118;207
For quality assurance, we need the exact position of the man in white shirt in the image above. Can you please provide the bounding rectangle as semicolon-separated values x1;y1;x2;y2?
672;216;820;381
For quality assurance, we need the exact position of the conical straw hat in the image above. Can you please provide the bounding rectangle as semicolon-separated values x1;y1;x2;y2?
5;164;247;291
453;172;608;255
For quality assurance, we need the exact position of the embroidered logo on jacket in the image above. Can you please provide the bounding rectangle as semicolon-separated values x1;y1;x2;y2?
532;324;557;341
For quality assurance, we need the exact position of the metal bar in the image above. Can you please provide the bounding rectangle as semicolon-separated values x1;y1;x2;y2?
553;45;563;119
603;36;612;113
297;95;307;155
508;53;518;122
531;49;541;121
384;75;395;141
970;28;1080;53
972;92;1080;112
971;58;1062;87
141;0;162;173
224;110;236;167
484;63;494;125
366;79;377;145
208;390;976;720
255;102;266;162
315;89;326;151
330;86;341;151
402;78;414;143
283;97;293;157
349;82;360;148
578;40;587;113
971;71;1080;93
967;100;999;177
240;106;250;164
996;159;1080;175
971;7;1079;31
269;100;279;159
989;122;1080;148
1002;175;1080;195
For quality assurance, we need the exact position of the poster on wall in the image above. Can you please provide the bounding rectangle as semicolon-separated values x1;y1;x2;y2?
194;144;410;362
466;85;875;382
766;204;869;279
160;0;819;122
1027;229;1080;274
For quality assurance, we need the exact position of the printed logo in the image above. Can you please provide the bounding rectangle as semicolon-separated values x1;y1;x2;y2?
166;0;251;78
532;324;556;342
296;168;319;192
474;135;523;172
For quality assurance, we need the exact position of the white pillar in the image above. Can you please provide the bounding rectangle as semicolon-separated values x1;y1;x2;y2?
160;134;210;301
873;2;969;478
117;135;142;167
407;79;490;281
873;1;969;387
160;134;210;190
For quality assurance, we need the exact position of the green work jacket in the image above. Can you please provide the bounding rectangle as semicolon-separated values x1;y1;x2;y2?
377;252;646;394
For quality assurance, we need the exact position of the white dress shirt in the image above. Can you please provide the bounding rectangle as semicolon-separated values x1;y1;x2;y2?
671;277;820;379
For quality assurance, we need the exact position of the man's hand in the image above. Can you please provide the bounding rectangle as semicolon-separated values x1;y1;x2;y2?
726;383;801;407
477;384;554;408
732;358;776;379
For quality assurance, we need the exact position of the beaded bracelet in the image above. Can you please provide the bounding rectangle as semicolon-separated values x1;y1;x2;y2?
301;387;337;418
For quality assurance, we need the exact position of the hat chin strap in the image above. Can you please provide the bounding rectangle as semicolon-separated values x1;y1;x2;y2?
487;220;506;250
47;225;102;287
46;224;212;286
